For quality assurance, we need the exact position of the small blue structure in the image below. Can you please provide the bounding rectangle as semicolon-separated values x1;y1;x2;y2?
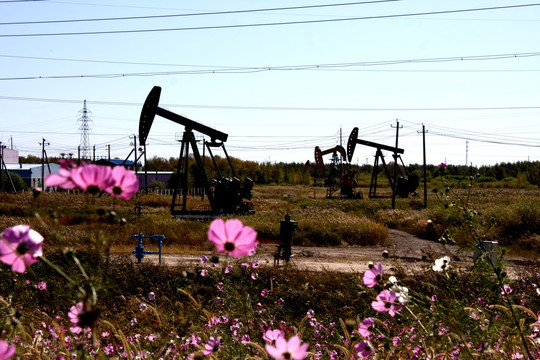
132;233;165;264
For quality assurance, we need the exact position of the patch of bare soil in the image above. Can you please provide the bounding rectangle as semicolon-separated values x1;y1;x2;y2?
132;229;538;279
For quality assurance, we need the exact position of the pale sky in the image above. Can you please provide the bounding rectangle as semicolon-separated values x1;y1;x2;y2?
1;0;539;167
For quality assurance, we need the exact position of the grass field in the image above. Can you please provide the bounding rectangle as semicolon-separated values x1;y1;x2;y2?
0;182;539;358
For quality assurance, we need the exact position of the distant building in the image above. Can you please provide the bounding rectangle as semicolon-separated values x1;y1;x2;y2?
5;163;61;189
136;171;173;189
94;158;138;167
1;148;19;164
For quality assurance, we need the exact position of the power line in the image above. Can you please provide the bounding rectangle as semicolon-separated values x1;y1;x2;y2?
1;51;539;73
1;95;539;111
0;1;399;25
429;131;540;147
2;51;539;81
2;3;540;37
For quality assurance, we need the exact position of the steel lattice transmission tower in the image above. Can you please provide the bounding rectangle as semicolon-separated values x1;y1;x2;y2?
77;100;92;160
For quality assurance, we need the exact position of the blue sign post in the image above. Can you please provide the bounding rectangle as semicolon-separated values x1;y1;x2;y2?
132;232;165;264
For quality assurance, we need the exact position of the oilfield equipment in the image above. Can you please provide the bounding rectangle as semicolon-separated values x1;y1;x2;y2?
139;86;254;219
347;127;418;199
313;145;362;199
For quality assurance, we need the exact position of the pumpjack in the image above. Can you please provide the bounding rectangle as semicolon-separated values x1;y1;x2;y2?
347;127;418;199
139;86;254;219
313;145;362;199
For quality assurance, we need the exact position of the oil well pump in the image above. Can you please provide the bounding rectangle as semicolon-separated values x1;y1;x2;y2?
314;145;361;199
347;127;418;199
139;86;254;219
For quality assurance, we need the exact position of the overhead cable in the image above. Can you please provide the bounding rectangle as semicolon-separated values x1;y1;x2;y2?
2;3;540;37
1;95;539;111
1;51;539;81
0;1;399;25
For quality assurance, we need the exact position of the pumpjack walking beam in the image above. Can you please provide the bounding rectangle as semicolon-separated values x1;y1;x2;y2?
347;127;405;199
139;86;253;219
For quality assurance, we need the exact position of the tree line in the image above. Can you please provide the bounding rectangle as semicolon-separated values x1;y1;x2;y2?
15;154;540;188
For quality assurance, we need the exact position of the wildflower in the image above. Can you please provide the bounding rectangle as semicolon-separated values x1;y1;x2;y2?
216;282;224;290
0;225;44;273
207;219;258;258
45;159;78;190
252;260;260;268
225;264;233;273
354;340;374;358
390;284;409;304
147;292;155;301
261;289;269;297
241;334;251;344
251;272;258;280
147;334;157;342
362;262;383;288
200;255;208;264
438;162;447;170
263;329;285;342
265;335;309;360
371;290;403;317
306;309;315;319
101;331;110;338
200;269;208;277
357;318;375;338
130;318;138;327
68;301;99;333
432;256;451;272
0;340;16;360
241;263;250;269
70;164;115;195
36;281;47;290
139;303;148;312
501;284;513;295
105;165;139;200
277;298;284;307
203;337;221;356
68;302;84;333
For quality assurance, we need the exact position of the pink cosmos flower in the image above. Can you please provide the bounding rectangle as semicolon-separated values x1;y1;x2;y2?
357;318;375;338
265;335;309;360
203;337;221;355
0;340;15;360
70;164;115;194
371;290;403;317
261;289;269;297
438;162;448;170
0;225;44;273
362;262;383;288
35;281;47;291
68;302;84;334
207;219;258;258
354;340;374;358
263;329;285;343
105;166;139;200
45;161;77;190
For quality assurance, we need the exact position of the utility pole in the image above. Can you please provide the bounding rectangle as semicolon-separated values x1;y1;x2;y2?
93;145;96;162
106;144;111;163
132;135;138;174
40;138;50;190
418;125;428;208
465;140;469;166
0;142;16;192
391;120;403;209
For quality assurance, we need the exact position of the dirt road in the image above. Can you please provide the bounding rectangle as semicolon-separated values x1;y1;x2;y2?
134;229;487;275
